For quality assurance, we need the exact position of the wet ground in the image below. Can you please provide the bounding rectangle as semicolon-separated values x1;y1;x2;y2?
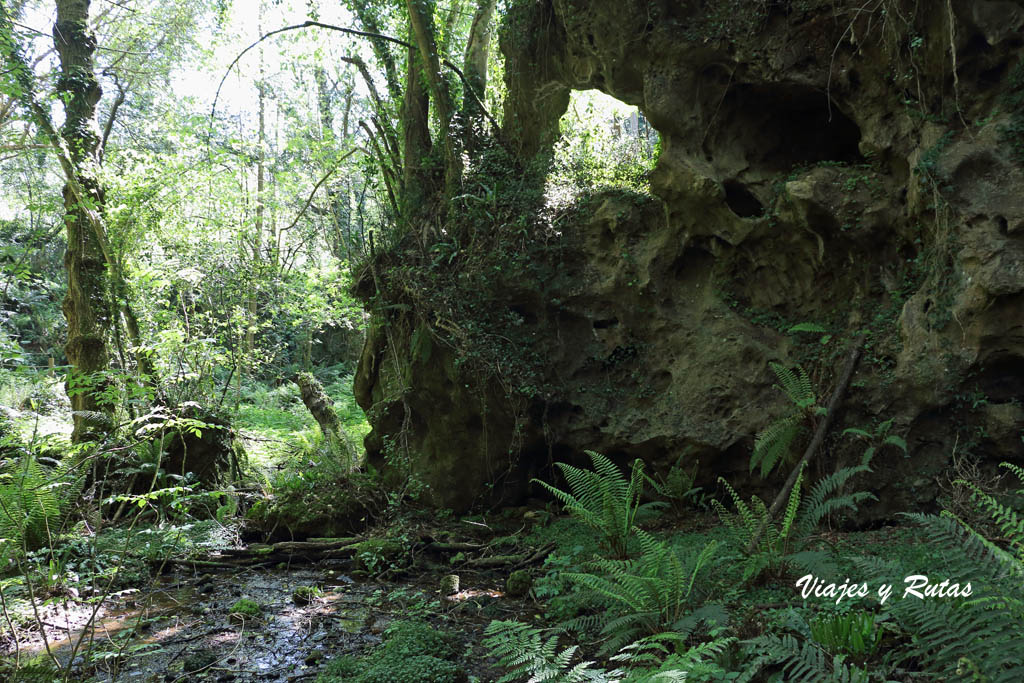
13;566;385;681
8;558;520;682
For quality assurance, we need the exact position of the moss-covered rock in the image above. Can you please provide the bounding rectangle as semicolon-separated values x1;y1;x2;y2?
228;598;261;622
316;620;464;683
244;472;379;541
353;0;1024;520
292;585;322;606
506;570;533;597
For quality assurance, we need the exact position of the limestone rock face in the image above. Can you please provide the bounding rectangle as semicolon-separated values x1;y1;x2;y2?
354;0;1024;515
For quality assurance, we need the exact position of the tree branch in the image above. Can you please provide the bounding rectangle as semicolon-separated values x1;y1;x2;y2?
211;20;500;136
280;147;358;234
99;73;126;162
745;342;863;555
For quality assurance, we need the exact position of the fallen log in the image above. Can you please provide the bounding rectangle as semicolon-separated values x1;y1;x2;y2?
161;537;365;567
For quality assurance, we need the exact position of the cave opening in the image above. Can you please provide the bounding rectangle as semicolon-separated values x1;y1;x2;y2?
705;83;863;175
977;354;1024;402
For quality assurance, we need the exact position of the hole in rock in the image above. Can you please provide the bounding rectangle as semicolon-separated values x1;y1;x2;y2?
547;89;659;205
723;180;765;217
706;83;862;172
593;317;619;329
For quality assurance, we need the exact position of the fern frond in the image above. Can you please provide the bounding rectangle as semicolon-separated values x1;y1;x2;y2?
769;362;815;406
788;322;827;334
745;633;869;683
484;620;606;683
779;466;804;541
751;414;803;477
536;452;657;558
795;464;874;538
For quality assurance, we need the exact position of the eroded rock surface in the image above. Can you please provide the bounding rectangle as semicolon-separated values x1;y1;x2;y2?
355;0;1024;516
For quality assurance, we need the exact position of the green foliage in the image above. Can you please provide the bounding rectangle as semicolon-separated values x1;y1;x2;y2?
533;451;665;558
750;363;820;478
0;658;63;683
483;620;608;682
743;632;870;682
354;536;407;574
809;611;882;662
842;418;908;465
876;462;1024;680
644;454;703;515
483;620;732;682
712;465;876;583
0;449;83;558
317;620;462;683
564;530;726;654
548;90;658;202
525;519;608;624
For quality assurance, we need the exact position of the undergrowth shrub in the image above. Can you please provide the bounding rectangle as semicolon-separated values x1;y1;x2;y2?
0;450;83;557
317;620;462;683
862;461;1024;680
644;453;703;515
750;363;820;478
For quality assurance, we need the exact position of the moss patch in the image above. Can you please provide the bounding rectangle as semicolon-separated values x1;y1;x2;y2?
317;620;462;683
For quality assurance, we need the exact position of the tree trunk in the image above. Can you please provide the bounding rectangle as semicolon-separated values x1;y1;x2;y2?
293;372;357;470
54;0;111;442
405;0;461;202
401;35;433;223
461;0;496;125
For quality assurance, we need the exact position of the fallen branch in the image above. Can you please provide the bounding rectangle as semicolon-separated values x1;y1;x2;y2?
745;342;863;555
464;543;555;568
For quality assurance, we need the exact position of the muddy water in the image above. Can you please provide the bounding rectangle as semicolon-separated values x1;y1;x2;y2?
19;567;381;681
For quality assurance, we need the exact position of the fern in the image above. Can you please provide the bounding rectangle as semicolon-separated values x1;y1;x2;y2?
787;322;827;334
483;620;607;682
771;362;816;409
842;418;908;466
564;532;726;653
533;451;665;558
750;363;819;477
484;620;733;682
713;465;875;583
743;633;870;682
0;452;83;557
809;611;882;662
644;454;702;515
878;463;1024;680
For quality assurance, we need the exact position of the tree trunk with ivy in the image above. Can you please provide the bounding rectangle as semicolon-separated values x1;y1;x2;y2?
54;0;111;441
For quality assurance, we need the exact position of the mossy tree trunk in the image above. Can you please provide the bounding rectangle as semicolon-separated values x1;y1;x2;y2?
54;0;111;442
293;372;357;470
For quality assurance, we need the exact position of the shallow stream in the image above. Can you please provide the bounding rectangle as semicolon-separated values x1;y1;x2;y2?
15;566;380;681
